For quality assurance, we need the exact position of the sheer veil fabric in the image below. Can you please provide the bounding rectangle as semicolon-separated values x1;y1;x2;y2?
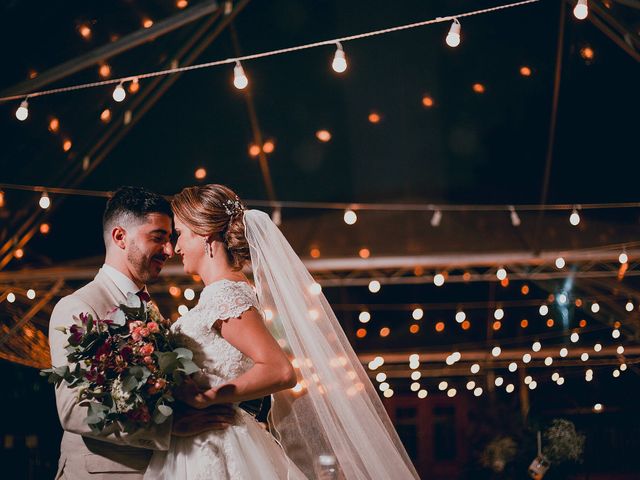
244;209;419;479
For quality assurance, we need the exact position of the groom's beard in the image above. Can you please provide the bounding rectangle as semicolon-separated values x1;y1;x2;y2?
127;242;167;283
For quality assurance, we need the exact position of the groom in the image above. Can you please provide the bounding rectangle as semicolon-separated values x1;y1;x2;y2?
49;187;236;479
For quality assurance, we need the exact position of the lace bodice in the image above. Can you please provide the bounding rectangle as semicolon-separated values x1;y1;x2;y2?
170;279;260;388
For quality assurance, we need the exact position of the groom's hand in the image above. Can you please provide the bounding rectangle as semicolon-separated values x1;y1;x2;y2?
172;404;236;437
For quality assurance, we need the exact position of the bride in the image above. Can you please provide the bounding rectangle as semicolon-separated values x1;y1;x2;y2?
144;184;418;479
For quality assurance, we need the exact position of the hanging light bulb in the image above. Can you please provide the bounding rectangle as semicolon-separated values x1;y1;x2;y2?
509;206;521;226
112;82;126;102
573;0;588;20
445;19;461;48
343;209;357;225
430;209;442;227
39;192;51;209
496;268;507;281
569;207;581;226
15;98;29;121
619;251;628;264
331;42;347;73
233;61;248;90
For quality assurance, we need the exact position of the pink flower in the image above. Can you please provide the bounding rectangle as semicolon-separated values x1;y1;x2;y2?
129;321;144;332
131;331;142;342
139;328;150;338
147;322;160;333
140;344;155;356
143;356;154;364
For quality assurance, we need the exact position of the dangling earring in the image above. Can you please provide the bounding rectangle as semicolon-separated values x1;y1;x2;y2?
204;238;214;258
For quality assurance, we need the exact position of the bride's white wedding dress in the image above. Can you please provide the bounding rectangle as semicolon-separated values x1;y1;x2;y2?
144;279;306;480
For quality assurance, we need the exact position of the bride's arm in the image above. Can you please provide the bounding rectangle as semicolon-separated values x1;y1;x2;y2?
176;307;296;409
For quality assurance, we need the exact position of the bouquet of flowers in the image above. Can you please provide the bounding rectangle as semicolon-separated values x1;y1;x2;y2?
41;293;199;433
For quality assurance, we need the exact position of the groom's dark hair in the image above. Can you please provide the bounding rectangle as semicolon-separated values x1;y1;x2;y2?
103;186;172;245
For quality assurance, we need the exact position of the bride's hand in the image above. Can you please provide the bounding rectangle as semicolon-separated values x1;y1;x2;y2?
174;378;213;409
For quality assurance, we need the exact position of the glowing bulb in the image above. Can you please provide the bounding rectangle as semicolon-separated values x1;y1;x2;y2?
411;371;421;381
532;341;542;352
309;282;322;295
447;388;457;398
433;273;445;286
509;362;518;372
16;99;29;121
27;289;36;300
552;372;560;382
343;209;357;225
594;343;602;352
625;301;634;312
620;363;627;371
379;382;389;392
612;329;620;339
509;206;521;226
445;19;461;47
570;332;579;343
473;387;483;397
383;389;394;398
613;369;620;378
39;192;50;209
524;375;532;385
316;130;332;142
470;364;480;374
368;280;381;293
545;356;553;366
359;311;371;323
569;207;581;226
178;304;189;315
593;403;603;412
491;346;501;357
557;377;565;386
573;0;588;20
466;381;476;390
233;61;248;90
529;381;537;390
581;352;589;361
617;345;624;355
438;381;448;391
112;82;126;102
7;292;16;303
430;210;442;227
418;389;428;399
619;252;628;264
496;268;507;281
455;311;466;323
412;308;424;320
506;384;515;393
560;348;568;358
539;305;549;316
410;382;421;392
522;354;532;364
494;308;504;320
591;302;600;313
331;43;347;73
184;288;195;301
555;257;565;269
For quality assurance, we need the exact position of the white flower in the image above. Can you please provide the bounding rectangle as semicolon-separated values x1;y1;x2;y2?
111;377;134;413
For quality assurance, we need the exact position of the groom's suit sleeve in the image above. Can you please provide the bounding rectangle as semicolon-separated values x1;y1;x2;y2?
49;295;172;451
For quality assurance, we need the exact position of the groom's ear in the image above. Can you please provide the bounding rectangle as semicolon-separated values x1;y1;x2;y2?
112;226;127;249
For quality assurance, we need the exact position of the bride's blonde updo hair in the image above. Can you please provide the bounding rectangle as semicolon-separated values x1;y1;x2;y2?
171;184;250;271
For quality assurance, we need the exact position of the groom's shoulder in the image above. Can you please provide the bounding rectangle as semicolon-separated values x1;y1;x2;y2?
51;275;107;320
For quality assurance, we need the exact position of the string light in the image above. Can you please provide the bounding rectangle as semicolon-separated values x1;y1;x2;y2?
15;248;24;259
194;167;207;180
555;257;565;269
506;384;515;393
26;289;36;300
112;82;126;102
491;346;502;357
142;18;154;29
474;387;483;397
438;381;448;391
573;0;588;20
544;356;553;366
309;282;322;295
495;376;504;387
619;251;628;264
559;347;568;358
532;341;542;352
508;362;518;372
0;190;4;208
7;292;16;303
612;329;621;339
494;308;504;320
178;304;189;315
343;209;358;225
591;302;600;313
433;273;445;287
39;192;50;209
100;108;112;123
539;305;549;316
496;268;507;281
48;117;60;133
98;64;111;78
594;343;602;352
233;61;248;90
359;311;371;323
411;371;421;381
430;209;442;227
470;363;480;374
445;19;461;47
263;140;275;154
581;352;589;361
617;345;624;355
417;389;428;399
570;332;580;343
331;42;347;73
316;130;332;142
447;388;457;398
15;99;29;121
455;311;466;323
368;280;381;293
569;206;581;226
522;353;532;364
412;308;424;320
509;206;521;226
183;288;195;301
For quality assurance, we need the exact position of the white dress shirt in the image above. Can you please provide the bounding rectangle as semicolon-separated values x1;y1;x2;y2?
101;263;146;297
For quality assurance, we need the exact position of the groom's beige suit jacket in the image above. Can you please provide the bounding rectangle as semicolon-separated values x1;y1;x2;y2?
49;266;171;479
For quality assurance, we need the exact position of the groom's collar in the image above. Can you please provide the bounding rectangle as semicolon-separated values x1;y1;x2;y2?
100;263;147;298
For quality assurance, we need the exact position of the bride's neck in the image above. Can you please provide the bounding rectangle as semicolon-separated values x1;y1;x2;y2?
198;257;244;286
